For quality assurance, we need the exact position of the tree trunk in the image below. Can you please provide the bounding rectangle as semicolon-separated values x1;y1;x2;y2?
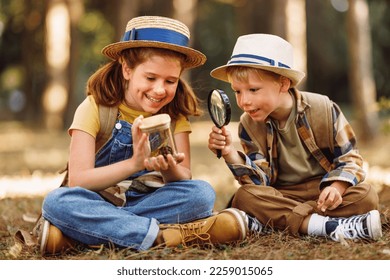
285;0;307;90
65;0;84;128
268;0;308;90
113;0;140;41
42;0;71;130
173;0;198;81
21;0;46;124
347;0;378;142
270;0;288;38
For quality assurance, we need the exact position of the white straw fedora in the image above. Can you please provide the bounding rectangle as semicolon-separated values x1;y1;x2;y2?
210;34;305;87
102;16;206;69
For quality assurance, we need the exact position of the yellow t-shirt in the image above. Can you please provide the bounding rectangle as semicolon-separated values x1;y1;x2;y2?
69;95;192;137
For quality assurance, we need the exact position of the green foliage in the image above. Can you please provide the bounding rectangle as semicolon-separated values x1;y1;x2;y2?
78;10;113;66
370;0;390;99
73;10;114;103
193;0;241;120
378;97;390;134
0;0;389;124
379;97;390;113
0;0;46;120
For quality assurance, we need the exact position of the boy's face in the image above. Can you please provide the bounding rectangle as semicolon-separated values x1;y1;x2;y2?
230;70;287;122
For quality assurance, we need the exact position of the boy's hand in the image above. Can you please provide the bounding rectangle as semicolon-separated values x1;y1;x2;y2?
317;181;349;212
208;126;233;157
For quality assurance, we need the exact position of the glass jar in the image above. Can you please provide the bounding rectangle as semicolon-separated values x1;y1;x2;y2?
139;114;177;158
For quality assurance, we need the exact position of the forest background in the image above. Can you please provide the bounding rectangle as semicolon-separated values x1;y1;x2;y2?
0;0;390;260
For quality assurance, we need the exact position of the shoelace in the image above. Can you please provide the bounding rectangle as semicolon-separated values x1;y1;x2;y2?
329;214;369;242
247;215;276;235
248;216;263;233
177;221;212;246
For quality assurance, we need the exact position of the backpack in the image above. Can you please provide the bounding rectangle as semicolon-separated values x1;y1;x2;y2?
240;90;334;173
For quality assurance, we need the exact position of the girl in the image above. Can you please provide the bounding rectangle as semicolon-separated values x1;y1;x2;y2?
38;16;248;255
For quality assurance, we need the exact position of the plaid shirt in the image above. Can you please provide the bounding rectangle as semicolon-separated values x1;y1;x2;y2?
227;90;366;189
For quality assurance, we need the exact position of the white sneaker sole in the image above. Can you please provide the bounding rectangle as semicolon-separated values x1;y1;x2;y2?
367;210;382;240
39;219;50;255
220;208;247;240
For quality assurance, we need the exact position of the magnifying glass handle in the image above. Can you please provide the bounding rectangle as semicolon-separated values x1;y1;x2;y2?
217;149;222;159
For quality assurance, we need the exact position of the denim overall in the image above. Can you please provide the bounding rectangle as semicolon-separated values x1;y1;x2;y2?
42;119;215;250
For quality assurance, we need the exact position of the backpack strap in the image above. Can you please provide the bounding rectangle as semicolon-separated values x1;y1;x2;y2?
301;91;334;154
95;105;119;153
59;104;118;187
298;91;334;171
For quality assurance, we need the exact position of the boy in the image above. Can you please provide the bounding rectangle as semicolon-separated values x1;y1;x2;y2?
208;34;382;242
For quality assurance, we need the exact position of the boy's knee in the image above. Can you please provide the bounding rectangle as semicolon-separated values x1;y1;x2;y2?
356;183;380;211
231;185;254;210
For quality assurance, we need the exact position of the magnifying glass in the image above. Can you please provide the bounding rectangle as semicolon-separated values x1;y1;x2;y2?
207;89;231;159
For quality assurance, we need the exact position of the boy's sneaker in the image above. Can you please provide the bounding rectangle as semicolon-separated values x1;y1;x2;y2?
157;208;247;247
246;214;266;235
326;210;382;242
34;217;77;255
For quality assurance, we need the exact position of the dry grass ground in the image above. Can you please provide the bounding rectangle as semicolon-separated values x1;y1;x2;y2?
1;195;390;260
1;121;390;260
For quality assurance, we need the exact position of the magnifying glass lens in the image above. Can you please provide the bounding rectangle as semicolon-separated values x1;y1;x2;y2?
207;89;231;159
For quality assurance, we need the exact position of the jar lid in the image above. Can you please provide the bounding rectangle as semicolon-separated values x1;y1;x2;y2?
139;113;171;132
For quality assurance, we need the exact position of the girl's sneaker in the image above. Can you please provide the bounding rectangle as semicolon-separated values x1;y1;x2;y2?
35;217;77;255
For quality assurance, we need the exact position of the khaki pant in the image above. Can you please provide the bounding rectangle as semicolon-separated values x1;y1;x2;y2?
231;179;379;235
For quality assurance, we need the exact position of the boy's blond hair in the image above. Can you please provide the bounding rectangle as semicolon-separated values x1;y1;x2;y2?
226;66;283;84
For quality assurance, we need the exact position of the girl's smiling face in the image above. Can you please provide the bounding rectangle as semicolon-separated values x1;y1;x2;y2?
122;55;182;114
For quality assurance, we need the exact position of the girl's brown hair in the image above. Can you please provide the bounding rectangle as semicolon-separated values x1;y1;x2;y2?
86;48;202;120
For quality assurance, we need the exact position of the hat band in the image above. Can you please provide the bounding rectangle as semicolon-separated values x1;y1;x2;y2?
122;28;189;47
228;54;291;69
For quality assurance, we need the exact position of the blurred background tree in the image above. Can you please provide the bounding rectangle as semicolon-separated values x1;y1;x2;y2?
0;0;389;142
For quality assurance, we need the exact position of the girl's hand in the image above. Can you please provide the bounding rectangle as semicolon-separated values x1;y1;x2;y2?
144;153;184;172
208;125;233;157
131;115;150;169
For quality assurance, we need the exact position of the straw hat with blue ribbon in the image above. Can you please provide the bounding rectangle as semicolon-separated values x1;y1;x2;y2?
210;34;305;87
102;16;206;69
